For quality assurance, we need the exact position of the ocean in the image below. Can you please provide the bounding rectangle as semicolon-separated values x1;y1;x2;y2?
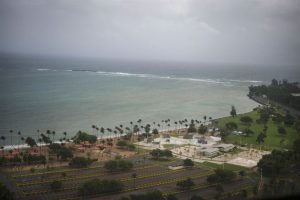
1;55;299;145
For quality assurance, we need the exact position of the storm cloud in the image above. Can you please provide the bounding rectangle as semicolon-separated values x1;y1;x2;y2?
1;0;300;66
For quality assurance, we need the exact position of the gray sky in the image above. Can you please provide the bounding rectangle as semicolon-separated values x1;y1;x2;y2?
1;0;300;66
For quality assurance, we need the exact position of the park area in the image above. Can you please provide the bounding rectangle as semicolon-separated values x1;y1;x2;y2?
1;154;256;200
214;106;299;150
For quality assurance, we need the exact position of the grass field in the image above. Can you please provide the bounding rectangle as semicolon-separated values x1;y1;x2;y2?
214;108;299;150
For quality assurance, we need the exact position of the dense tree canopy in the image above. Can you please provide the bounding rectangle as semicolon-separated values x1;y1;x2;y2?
207;169;236;183
69;157;93;168
25;137;36;147
249;79;300;110
183;158;194;167
149;149;173;160
73;131;97;144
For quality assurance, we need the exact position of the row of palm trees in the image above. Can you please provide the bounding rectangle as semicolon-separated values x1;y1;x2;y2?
0;129;69;150
1;115;213;150
90;116;213;142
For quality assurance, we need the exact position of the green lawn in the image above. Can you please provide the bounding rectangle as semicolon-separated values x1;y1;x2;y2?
214;109;299;150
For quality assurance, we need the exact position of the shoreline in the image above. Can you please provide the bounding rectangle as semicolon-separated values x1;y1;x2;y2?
1;100;260;150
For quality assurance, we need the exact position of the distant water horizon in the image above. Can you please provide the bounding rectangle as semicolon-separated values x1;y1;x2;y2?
1;55;299;145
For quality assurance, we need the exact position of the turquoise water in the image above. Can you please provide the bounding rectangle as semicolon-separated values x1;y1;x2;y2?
0;56;299;144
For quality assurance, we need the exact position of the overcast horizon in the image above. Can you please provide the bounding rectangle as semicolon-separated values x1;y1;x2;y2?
1;0;300;67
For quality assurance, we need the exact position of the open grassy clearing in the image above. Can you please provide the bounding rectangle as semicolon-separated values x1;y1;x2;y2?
215;109;299;150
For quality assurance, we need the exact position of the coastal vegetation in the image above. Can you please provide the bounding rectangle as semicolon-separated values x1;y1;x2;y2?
249;79;300;110
73;131;97;144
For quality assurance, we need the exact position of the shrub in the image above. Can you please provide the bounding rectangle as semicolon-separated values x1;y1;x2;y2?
69;157;93;168
225;122;238;130
104;159;133;172
176;178;195;190
23;154;46;164
207;169;236;183
240;116;253;125
277;127;286;136
50;180;62;191
150;149;173;160
183;158;194;167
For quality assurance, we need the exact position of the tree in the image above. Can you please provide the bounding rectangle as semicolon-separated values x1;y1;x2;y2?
256;132;266;144
188;120;197;133
59;147;74;160
183;158;194;167
240;116;253;126
225;122;238;130
230;106;237;117
277;127;286;136
284;114;295;126
152;128;159;135
0;182;14;200
150;149;172;160
73;131;97;144
25;137;37;147
198;124;207;135
104;159;133;172
244;129;254;137
50;180;62;191
9;130;13;146
176;178;195;190
1;136;6;147
190;195;204;200
207;169;236;183
166;194;178;200
69;157;93;168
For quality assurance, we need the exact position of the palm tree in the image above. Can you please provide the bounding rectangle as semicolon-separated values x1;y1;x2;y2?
38;138;43;156
17;131;21;151
52;131;56;142
0;136;6;147
92;125;96;134
203;116;207;122
21;137;25;144
100;127;105;139
95;127;99;139
9;130;13;147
